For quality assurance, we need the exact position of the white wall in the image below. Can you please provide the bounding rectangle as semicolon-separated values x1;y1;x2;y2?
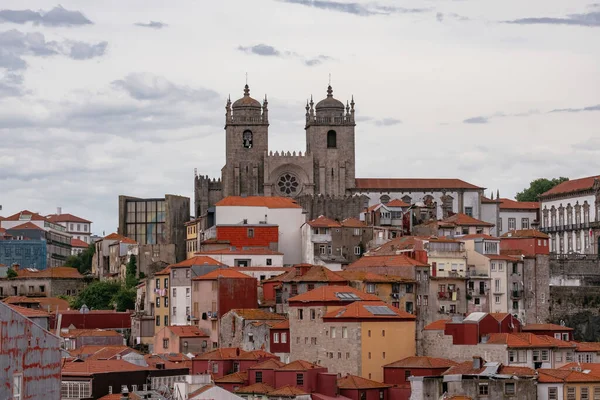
197;253;284;267
537;383;564;400
300;224;316;265
215;205;305;265
490;263;507;313
542;194;596;253
499;210;538;235
171;285;192;326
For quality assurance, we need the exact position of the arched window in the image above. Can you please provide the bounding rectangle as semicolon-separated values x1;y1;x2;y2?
380;195;390;204
327;130;337;148
243;130;253;148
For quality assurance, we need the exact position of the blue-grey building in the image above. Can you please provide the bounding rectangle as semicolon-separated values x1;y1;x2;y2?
0;240;48;270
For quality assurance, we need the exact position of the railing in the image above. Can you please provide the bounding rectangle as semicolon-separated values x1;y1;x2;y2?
311;233;332;243
511;290;523;299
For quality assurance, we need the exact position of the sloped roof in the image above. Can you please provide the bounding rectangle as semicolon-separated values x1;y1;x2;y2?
197;247;283;256
488;313;511;322
441;213;494;227
347;254;428;269
69;345;137;360
14;266;84;279
192;268;255;280
481;196;501;204
308;215;341;228
60;329;123;338
574;342;600;352
268;385;308;396
8;222;45;231
279;360;322;371
560;363;600;378
288;285;380;304
442;359;487;376
501;229;549;239
486;333;575;348
498;198;540;210
541;176;599;197
237;349;278;360
216;196;302;209
170;256;226;268
369;236;423;254
47;213;91;223
424;319;449;330
337;374;391;389
323;301;415;320
384;356;457;369
230;309;285;320
276;265;347;283
538;368;600;383
460;234;498;240
341;217;365;227
248;358;286;370
498;365;535;376
236;383;275;394
166;325;210;338
337;270;413;283
62;359;148;376
194;347;247;360
270;320;290;330
355;178;483;190
522;323;573;332
214;371;248;383
8;304;50;317
3;210;51;222
386;199;411;207
71;238;89;248
103;232;136;244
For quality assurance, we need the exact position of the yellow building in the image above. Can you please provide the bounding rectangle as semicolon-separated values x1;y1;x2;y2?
185;219;200;259
538;367;600;399
154;266;171;329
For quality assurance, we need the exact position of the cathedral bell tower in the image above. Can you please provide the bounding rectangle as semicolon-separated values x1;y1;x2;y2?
305;85;356;197
222;84;269;197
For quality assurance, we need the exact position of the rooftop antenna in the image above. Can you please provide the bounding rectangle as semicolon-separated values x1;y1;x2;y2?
246;72;248;85
328;73;331;86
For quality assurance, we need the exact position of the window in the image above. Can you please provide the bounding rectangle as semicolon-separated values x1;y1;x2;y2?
255;371;263;383
474;297;481;305
164;315;168;326
266;258;272;266
354;246;361;255
423;295;428;306
498;218;503;232
512;301;518;310
342;326;348;338
243;130;253;148
354;228;361;236
186;288;190;297
298;309;303;320
465;207;473;217
478;383;489;395
13;374;22;400
382;352;386;359
382;330;385;337
173;288;177;297
247;228;254;238
296;373;304;386
165;297;169;307
491;263;496;271
404;370;411;381
310;309;316;320
495;296;501;304
330;327;336;338
555;351;563;362
282;333;287;343
522;218;530;229
311;337;317;345
508;218;516;230
173;307;177;316
327;130;337;148
346;352;350;359
593;386;600;400
495;279;501;292
368;352;372;359
541;350;550;361
61;381;91;399
548;387;558;400
566;352;574;362
186;306;190;315
368;330;371;337
504;382;515;395
366;283;376;293
163;338;169;349
186;269;191;278
567;387;576;400
319;245;326;255
212;363;219;373
499;262;504;271
156;316;160;326
156;298;160;308
582;387;589;400
338;352;342;359
156;279;160;289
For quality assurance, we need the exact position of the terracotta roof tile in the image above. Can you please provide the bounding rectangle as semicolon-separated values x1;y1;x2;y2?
1;296;40;304
323;301;416;320
62;359;149;376
3;210;51;222
166;325;210;337
487;313;511;322
230;267;292;272
355;178;483;190
103;232;137;244
498;365;535;376
288;285;380;304
384;356;457;369
538;368;600;383
144;353;191;370
574;342;600;352
485;333;575;348
337;375;391;389
14;266;84;279
308;215;341;228
268;385;308;396
216;196;302;209
196;247;283;256
276;265;347;283
155;265;172;276
8;222;45;231
214;371;248;383
522;323;573;332
98;395;123;400
248;359;286;370
337;271;413;283
47;213;91;223
194;347;247;360
237;349;278;360
279;360;322;371
442;359;487;376
485;254;520;261
60;329;123;338
235;383;275;394
385;199;411;207
441;213;494;227
341;217;365;228
541;176;600;198
368;236;424;255
498;198;540;210
559;363;600;378
270;320;290;330
230;309;286;320
460;234;498;240
481;196;501;204
347;254;428;269
7;304;50;317
192;268;256;280
424;319;449;330
501;229;549;239
170;256;226;268
71;238;89;248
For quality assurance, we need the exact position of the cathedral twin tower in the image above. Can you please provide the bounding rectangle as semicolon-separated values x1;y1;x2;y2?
194;83;363;220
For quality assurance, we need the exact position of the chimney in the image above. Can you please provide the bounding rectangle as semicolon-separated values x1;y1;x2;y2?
57;207;62;215
472;356;482;369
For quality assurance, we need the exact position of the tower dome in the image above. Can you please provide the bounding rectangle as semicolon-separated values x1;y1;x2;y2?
315;85;345;112
232;84;261;109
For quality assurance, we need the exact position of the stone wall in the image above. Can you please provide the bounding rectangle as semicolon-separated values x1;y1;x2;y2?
523;255;550;324
549;286;600;341
550;257;600;286
296;194;368;222
447;378;536;400
421;330;507;363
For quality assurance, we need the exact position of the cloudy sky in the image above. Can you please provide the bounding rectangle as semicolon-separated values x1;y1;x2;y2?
0;0;599;235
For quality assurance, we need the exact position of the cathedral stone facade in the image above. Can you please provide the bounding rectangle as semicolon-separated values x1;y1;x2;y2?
195;84;367;221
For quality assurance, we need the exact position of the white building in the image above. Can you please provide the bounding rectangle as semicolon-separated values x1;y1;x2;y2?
195;247;284;267
539;175;600;254
212;196;306;264
497;198;539;236
46;208;93;244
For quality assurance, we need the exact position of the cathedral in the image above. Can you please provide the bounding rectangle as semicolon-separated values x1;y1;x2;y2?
194;83;368;221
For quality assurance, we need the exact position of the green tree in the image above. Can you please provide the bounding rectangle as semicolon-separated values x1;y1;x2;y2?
6;268;17;278
112;286;136;311
70;280;122;310
65;244;95;274
125;255;139;289
515;177;569;202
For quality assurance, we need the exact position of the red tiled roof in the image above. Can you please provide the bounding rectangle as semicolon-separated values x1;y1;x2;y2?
3;210;51;222
460;234;498;240
98;395;123;400
347;254;429;269
337;271;413;283
230;267;292;272
441;213;494;227
279;360;322;371
538;368;600;383
486;254;520;261
230;309;285;320
498;365;535;376
237;349;278;360
323;301;416;320
424;319;449;330
236;383;275;394
8;222;45;231
15;266;84;279
145;353;191;370
386;199;411;207
369;236;423;254
270;320;290;330
355;178;483;190
248;358;286;370
487;313;511;322
62;359;149;376
522;323;573;331
341;217;365;228
214;371;248;383
541;176;599;197
103;232;137;244
268;385;308;396
71;238;89;248
192;268;255;280
288;285;380;303
486;333;575;348
501;229;549;239
276;265;347;283
560;363;600;378
194;347;247;360
196;247;283;256
2;296;39;304
574;342;600;352
69;345;137;360
384;356;457;369
481;196;501;204
308;215;341;228
46;213;91;223
60;329;123;338
498;198;540;210
170;256;226;268
155;265;171;276
216;196;302;209
166;325;210;337
8;304;50;318
337;375;391;389
442;359;487;376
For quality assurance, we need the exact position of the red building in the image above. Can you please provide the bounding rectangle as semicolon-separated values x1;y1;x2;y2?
338;375;391;400
269;320;290;355
442;312;521;345
247;358;286;386
500;229;549;257
382;356;457;400
215;225;279;250
52;310;132;332
522;323;574;341
213;371;248;392
191;348;278;378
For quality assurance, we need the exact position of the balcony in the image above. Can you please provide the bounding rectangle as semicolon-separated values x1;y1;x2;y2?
311;233;332;243
438;291;459;300
468;289;489;296
511;290;523;299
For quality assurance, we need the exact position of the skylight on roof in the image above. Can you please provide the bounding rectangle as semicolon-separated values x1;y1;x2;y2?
364;305;396;315
335;292;360;301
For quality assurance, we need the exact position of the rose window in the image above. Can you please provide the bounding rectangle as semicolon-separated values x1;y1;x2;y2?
277;174;299;195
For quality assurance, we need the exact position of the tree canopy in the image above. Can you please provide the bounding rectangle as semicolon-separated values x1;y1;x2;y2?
515;177;569;202
64;243;95;274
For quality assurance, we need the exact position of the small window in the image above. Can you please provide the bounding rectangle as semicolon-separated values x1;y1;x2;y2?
464;207;473;217
256;371;263;383
354;246;361;255
282;333;287;343
327;130;337;148
310;309;316;320
505;382;515;395
266;258;272;266
163;338;169;349
296;373;304;386
479;383;489;395
156;316;160;326
298;309;303;320
247;228;254;238
404;370;411;381
243;130;253;148
342;326;348;338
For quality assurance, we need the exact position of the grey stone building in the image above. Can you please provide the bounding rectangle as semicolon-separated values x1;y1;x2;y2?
219;308;286;352
0;266;86;298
